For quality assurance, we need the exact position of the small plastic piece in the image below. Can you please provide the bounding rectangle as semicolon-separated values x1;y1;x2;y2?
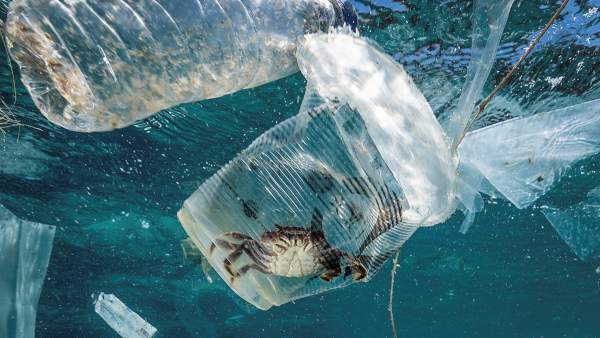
94;293;157;338
455;173;485;234
0;204;55;338
459;99;600;209
4;0;356;131
542;187;600;260
181;238;204;266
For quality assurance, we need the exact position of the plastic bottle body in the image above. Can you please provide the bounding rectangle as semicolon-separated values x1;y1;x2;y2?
5;0;348;131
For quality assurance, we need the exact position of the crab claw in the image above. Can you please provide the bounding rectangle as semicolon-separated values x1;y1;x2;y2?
350;260;367;281
319;266;342;282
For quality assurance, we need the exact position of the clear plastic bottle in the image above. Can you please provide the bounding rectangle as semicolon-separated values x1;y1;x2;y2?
4;0;357;132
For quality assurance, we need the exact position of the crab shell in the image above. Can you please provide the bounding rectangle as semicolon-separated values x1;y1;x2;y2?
259;226;332;278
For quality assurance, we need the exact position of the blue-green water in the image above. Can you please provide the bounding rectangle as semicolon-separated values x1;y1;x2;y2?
1;0;600;336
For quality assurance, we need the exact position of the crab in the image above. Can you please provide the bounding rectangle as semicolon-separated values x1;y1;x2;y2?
209;211;367;283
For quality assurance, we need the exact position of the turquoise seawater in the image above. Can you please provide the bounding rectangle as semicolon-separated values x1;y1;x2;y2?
1;0;599;337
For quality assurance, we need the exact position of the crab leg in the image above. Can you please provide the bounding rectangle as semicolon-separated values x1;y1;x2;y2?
219;232;255;241
209;231;255;255
223;241;271;280
319;266;342;282
238;264;270;275
210;239;237;255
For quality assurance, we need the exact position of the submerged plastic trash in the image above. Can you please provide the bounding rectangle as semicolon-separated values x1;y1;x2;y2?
94;293;157;338
440;0;514;232
542;187;600;260
459;99;600;209
4;0;357;132
444;0;515;144
178;32;457;310
179;30;600;309
0;204;55;338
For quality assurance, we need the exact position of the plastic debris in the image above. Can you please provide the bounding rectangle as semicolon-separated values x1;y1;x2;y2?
178;32;456;310
181;238;214;283
459;99;600;209
542;187;600;260
181;238;204;266
444;0;515;143
0;204;55;338
94;293;157;338
298;33;459;226
173;0;600;308
439;0;514;233
179;27;600;307
4;0;357;131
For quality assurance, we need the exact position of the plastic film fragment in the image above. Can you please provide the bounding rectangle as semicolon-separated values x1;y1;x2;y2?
0;205;55;338
542;187;600;260
459;99;600;209
444;0;515;144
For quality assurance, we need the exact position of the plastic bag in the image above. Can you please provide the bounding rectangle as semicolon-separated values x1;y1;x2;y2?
178;18;600;310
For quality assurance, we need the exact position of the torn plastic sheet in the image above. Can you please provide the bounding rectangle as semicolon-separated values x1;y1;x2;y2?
439;0;514;230
178;32;458;310
542;187;600;260
0;204;55;338
94;293;157;338
4;0;353;131
459;98;600;209
444;0;515;143
455;171;485;234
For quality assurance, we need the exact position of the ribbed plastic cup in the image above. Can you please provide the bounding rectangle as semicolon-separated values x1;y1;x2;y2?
4;0;355;131
176;32;455;310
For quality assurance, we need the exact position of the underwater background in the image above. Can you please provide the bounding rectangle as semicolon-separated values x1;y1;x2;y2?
1;0;599;337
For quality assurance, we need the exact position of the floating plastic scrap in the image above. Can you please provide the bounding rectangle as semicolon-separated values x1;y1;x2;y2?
542;187;600;260
429;0;515;233
179;30;600;309
94;293;157;338
444;0;514;143
459;99;600;209
4;0;357;131
0;204;55;338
